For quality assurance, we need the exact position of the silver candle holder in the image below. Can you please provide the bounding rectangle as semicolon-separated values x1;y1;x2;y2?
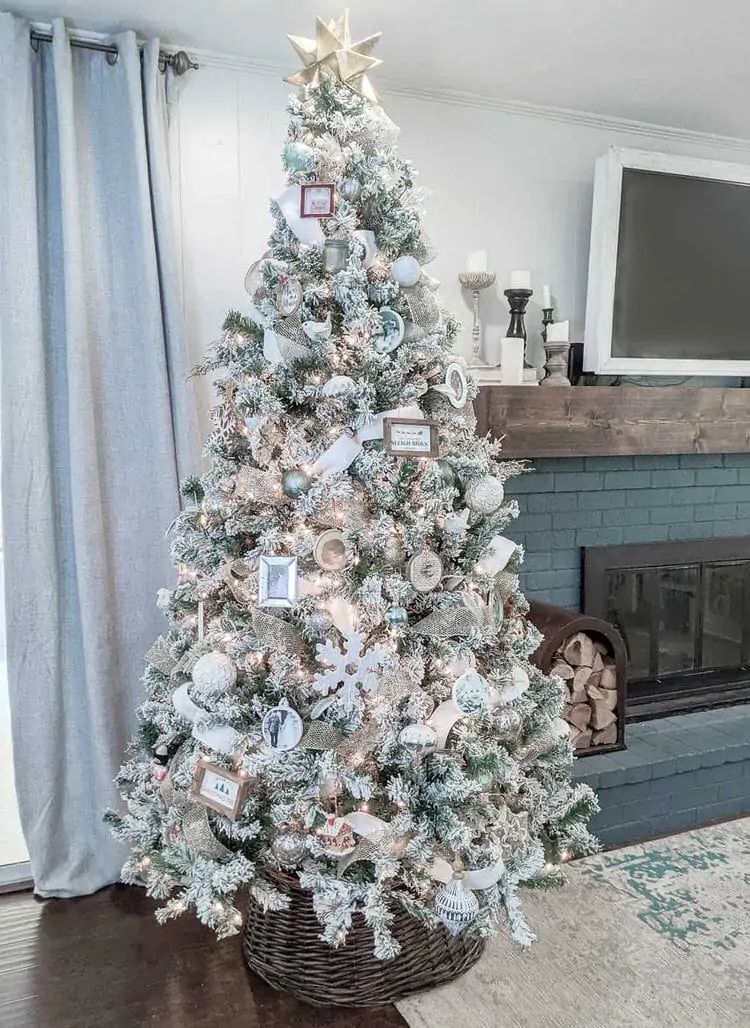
458;270;496;365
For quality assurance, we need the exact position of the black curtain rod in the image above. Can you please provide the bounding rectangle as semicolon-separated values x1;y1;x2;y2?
29;29;199;75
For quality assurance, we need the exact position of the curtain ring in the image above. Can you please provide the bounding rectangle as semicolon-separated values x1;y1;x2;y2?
106;47;120;66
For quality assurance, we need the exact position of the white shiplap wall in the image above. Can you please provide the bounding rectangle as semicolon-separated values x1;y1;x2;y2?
170;60;750;420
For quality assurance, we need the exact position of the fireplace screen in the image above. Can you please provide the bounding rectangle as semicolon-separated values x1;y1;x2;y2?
583;538;750;718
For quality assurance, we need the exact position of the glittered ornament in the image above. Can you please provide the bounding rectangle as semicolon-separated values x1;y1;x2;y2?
283;140;313;171
313;529;350;571
437;459;456;487
399;722;438;754
406;549;444;593
281;468;313;498
192;652;237;695
435;865;480;936
496;708;522;743
382;533;406;567
390;255;422;287
271;832;306;867
340;176;363;201
386;605;408;626
464;475;505;514
495;570;520;602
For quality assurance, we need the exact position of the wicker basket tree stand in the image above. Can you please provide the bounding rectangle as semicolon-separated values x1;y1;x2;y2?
243;873;485;1007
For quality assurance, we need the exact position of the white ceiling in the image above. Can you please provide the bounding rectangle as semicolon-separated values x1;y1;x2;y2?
8;0;750;139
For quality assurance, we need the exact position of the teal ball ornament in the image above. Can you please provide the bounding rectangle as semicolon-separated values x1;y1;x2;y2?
283;140;313;172
281;468;312;498
386;606;408;627
340;177;363;201
437;459;456;487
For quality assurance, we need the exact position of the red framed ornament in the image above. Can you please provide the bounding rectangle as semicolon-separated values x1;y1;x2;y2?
300;183;335;219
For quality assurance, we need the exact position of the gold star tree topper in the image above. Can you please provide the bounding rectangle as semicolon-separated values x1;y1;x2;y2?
285;11;382;103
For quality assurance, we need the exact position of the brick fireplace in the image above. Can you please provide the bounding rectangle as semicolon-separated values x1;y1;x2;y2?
504;451;750;847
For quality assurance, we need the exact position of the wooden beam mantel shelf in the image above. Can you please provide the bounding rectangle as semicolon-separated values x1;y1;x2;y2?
475;386;750;458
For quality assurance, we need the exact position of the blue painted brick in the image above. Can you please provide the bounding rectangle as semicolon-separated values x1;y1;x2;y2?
655;469;696;487
602;508;649;526
715;485;750;502
582;491;635;511
724;454;750;467
525;492;579;513
680;454;725;468
585;456;634;471
554;510;603;529
739;469;750;485
533;458;585;473
576;527;624;547
627;488;674;507
671;486;715;504
603;471;652;490
554;472;603;492
650;506;696;524
622;525;668;544
635;455;681;470
515;513;553;533
670;782;721;810
736;502;750;517
669;523;714;541
519;552;552;573
648;809;698;835
717;776;750;802
696;468;739;486
552;550;580;570
617;793;672;823
523;529;576;552
701;797;750;822
695;503;737;521
524;569;579;592
508;473;555;493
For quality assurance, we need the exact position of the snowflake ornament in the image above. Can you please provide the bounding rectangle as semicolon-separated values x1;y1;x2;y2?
312;631;390;714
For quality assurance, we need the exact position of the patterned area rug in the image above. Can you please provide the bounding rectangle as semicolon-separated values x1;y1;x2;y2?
398;818;750;1028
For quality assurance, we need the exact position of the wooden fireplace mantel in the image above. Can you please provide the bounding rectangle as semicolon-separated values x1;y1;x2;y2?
475;386;750;458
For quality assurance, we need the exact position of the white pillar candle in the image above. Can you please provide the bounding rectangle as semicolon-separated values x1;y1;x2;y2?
547;320;569;342
500;338;525;385
510;269;532;290
466;250;488;273
541;284;552;308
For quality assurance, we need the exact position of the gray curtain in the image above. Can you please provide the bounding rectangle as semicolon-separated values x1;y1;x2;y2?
0;14;199;896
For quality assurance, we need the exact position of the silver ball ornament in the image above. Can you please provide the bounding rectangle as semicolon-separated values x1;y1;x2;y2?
321;375;356;397
390;255;422;287
283;140;312;171
192;651;237;695
281;468;312;498
271;832;306;867
382;534;406;567
386;606;408;626
340;177;363;201
399;722;437;754
464;475;505;514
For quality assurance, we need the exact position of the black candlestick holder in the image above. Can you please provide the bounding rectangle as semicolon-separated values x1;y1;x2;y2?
541;306;554;343
504;287;533;367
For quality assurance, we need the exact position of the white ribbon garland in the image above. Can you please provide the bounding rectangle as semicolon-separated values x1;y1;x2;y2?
172;683;243;755
346;811;505;890
276;185;324;245
313;404;424;478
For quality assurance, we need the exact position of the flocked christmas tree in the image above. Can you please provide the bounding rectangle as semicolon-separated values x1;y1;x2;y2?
107;12;598;957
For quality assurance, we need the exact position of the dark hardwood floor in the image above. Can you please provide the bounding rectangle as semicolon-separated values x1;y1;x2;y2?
0;887;408;1028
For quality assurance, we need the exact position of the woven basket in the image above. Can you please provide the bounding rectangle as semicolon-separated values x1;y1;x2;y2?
243;873;485;1007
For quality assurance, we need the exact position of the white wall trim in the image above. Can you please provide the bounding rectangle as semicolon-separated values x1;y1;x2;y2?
182;46;750;155
26;22;750;155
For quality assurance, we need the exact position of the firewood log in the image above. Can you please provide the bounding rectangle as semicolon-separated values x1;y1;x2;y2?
563;633;595;668
592;724;617;745
590;701;616;730
568;703;592;729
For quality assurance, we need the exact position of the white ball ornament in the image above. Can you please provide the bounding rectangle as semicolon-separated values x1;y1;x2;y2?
321;375;356;397
192;651;237;695
464;475;505;515
390;255;422;287
399;723;438;754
